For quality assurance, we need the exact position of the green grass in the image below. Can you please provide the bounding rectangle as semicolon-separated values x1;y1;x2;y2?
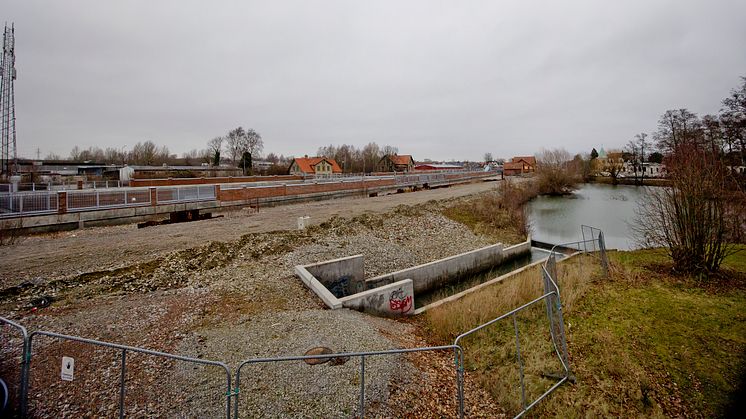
422;248;746;417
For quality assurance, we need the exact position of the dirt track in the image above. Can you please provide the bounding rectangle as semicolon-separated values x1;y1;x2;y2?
0;180;500;286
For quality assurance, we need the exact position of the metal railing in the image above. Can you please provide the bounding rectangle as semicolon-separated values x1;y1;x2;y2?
0;191;58;217
0;171;490;219
66;189;151;211
156;185;215;204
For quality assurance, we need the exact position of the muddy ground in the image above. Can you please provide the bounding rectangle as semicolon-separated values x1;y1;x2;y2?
0;179;510;418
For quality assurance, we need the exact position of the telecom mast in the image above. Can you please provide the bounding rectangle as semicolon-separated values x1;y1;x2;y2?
0;23;18;178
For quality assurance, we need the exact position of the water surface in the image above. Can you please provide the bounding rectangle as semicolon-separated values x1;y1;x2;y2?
526;183;651;250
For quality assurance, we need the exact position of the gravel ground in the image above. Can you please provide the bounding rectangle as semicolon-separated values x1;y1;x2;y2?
0;180;501;287
0;184;517;417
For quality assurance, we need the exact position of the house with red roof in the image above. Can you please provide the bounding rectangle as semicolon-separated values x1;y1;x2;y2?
503;156;536;176
376;154;415;172
288;156;343;176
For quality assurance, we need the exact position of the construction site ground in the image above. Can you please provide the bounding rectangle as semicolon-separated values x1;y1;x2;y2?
0;179;509;418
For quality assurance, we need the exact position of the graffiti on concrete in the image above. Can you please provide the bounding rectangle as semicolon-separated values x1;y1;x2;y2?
327;275;352;298
365;293;385;309
388;287;413;314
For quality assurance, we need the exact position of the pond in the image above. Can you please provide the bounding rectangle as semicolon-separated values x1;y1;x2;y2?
526;183;652;250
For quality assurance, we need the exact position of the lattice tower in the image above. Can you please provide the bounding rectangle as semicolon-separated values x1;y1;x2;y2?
0;23;18;178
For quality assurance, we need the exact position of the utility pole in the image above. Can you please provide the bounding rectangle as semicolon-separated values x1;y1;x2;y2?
0;23;18;179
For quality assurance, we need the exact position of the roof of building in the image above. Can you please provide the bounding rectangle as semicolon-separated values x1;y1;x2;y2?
511;156;536;166
292;157;343;173
385;154;414;165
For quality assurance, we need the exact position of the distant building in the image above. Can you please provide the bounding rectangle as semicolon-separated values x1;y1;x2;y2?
377;154;415;172
503;156;536;176
119;165;242;182
288;156;343;176
414;163;463;171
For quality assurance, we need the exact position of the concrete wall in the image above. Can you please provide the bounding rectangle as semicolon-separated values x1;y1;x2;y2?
339;279;414;316
366;238;531;294
304;254;365;298
294;265;343;309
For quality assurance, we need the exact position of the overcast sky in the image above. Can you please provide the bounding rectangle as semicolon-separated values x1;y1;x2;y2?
5;0;746;161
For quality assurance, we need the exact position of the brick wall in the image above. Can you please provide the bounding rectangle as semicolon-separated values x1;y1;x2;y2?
130;175;302;187
219;179;396;202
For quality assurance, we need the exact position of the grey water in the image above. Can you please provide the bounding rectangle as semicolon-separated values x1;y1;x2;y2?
415;248;556;309
417;183;651;309
526;183;651;251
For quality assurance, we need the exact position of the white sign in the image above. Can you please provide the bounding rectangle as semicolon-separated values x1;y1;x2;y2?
61;356;74;381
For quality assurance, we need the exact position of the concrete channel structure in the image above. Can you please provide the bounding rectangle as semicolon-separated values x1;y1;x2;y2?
0;171;493;232
295;238;531;316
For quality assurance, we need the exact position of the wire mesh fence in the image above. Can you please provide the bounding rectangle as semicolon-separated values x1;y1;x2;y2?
234;346;462;419
25;331;231;418
0;317;28;417
66;189;152;211
156;185;215;203
0;228;607;418
0;192;57;217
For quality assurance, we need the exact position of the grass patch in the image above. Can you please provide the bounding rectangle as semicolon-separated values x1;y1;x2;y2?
421;249;746;417
442;181;536;244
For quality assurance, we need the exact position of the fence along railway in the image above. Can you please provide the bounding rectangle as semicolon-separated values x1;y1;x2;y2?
0;170;494;231
0;226;608;417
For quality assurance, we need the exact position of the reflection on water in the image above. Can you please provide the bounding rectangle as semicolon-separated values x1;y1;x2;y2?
526;183;651;250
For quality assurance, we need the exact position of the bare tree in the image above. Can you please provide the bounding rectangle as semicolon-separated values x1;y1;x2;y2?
535;148;578;194
382;145;399;156
244;128;263;157
225;128;245;165
483;152;494;162
654;109;702;152
721;76;746;164
632;144;744;274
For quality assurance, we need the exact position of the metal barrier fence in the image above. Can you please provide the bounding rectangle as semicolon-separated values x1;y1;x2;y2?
156;185;216;203
0;317;29;417
0;191;58;217
234;345;463;418
1;227;606;417
24;331;232;418
0;171;489;219
66;189;152;211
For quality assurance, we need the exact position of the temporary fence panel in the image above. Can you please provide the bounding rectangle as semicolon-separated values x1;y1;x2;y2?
25;331;231;418
234;346;463;419
0;317;29;417
453;288;570;418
